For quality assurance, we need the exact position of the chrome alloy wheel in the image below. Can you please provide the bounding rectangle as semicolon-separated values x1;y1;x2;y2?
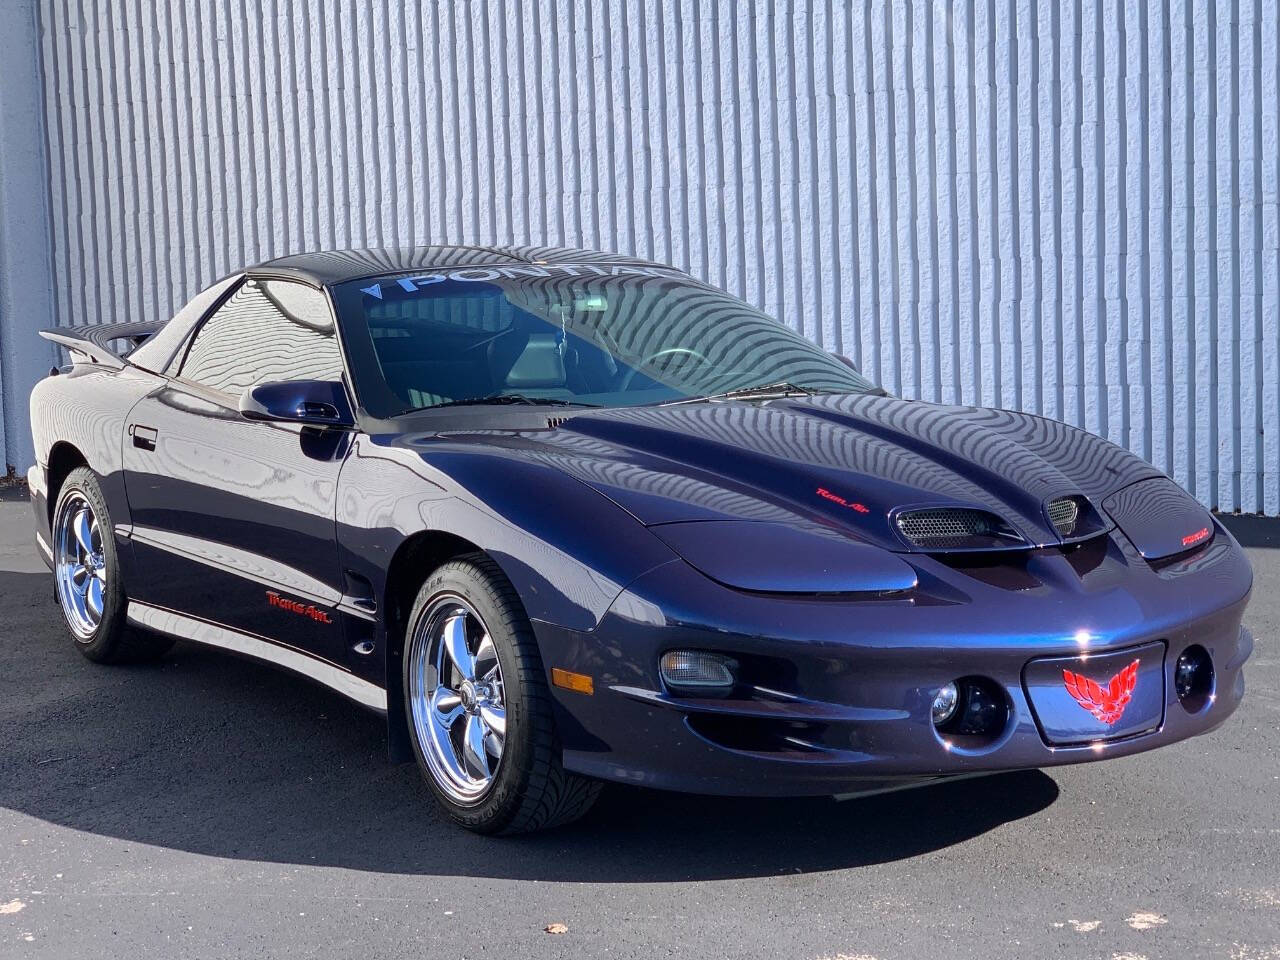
54;491;107;640
408;596;507;803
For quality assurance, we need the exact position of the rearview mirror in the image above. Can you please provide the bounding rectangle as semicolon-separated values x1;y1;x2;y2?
239;380;355;428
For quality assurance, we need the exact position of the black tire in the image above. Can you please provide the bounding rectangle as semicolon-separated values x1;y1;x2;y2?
52;467;173;664
402;555;601;834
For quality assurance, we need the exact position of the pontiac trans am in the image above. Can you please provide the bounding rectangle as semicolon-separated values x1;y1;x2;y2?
27;245;1253;834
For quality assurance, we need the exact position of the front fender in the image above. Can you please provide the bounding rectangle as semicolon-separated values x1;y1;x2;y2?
336;434;678;633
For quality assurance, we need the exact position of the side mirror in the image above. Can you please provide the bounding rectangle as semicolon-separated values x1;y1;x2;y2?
239;380;355;428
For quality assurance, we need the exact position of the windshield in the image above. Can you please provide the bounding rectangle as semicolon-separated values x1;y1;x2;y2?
331;263;876;417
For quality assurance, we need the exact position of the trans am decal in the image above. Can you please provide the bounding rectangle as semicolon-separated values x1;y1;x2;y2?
267;590;332;625
1063;659;1140;725
815;486;870;514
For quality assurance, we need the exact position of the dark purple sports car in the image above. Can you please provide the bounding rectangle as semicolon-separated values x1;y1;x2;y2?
27;245;1253;834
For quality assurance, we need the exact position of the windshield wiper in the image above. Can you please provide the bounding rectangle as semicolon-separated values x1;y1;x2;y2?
661;381;893;406
418;394;601;411
659;381;822;406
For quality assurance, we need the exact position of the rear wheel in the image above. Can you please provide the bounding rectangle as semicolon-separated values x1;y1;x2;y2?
403;556;601;834
52;467;173;663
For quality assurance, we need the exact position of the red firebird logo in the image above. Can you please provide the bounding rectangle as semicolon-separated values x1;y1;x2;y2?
1062;659;1140;725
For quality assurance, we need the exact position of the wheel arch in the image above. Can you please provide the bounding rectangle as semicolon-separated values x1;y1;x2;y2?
381;529;492;763
45;441;90;524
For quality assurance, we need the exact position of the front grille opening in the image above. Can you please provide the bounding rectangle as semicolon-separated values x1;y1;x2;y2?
896;508;1021;550
686;713;830;754
1047;496;1081;536
931;549;1041;591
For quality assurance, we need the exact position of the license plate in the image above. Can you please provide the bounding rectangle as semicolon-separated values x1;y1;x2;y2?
1022;641;1166;746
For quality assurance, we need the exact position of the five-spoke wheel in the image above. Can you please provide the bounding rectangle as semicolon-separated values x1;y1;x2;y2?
51;466;173;663
54;490;108;639
408;597;508;802
402;557;602;833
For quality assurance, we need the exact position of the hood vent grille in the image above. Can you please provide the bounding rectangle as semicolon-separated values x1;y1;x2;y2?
895;508;1021;550
1047;497;1080;536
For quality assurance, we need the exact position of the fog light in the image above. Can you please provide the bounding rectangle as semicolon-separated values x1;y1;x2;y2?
1175;645;1214;702
954;681;1006;735
931;683;959;726
659;650;736;693
933;677;1010;740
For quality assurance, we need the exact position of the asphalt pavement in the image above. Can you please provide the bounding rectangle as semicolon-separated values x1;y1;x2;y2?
1;488;1277;959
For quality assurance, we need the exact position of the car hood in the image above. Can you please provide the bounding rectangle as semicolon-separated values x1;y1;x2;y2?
517;394;1162;553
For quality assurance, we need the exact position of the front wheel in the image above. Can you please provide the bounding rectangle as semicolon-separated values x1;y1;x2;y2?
403;556;601;834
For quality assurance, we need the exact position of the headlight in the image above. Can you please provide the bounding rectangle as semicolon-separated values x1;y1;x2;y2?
648;520;918;594
1103;477;1215;560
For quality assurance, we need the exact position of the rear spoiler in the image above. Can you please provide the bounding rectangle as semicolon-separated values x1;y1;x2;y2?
40;320;166;370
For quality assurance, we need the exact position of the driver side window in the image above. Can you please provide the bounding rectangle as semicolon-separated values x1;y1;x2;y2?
180;279;343;395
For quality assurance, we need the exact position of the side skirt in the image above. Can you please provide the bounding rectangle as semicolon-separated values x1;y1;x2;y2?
126;600;388;712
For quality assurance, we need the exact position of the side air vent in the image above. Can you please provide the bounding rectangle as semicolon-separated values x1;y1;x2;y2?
1046;497;1080;537
895;508;1024;551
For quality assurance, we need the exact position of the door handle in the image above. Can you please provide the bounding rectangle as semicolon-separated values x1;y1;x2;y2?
130;424;158;451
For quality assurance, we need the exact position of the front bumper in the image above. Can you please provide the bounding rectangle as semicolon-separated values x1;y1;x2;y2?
536;524;1253;796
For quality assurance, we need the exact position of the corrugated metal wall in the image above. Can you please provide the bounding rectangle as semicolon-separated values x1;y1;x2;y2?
33;0;1280;512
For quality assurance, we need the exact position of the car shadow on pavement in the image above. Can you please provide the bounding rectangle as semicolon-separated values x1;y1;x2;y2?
1;568;1058;881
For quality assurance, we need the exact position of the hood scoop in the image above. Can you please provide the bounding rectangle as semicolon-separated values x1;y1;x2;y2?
1046;496;1080;536
893;507;1026;551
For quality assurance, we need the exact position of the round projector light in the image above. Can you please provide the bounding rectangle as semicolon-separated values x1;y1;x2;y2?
1175;645;1214;703
659;650;736;693
931;682;960;726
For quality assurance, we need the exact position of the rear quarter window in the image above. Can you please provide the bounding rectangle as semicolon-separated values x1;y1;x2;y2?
179;279;343;396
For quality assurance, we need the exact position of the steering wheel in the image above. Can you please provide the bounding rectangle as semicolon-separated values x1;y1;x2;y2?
619;347;714;391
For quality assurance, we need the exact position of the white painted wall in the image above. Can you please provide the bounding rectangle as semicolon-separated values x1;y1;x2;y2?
3;1;1278;513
